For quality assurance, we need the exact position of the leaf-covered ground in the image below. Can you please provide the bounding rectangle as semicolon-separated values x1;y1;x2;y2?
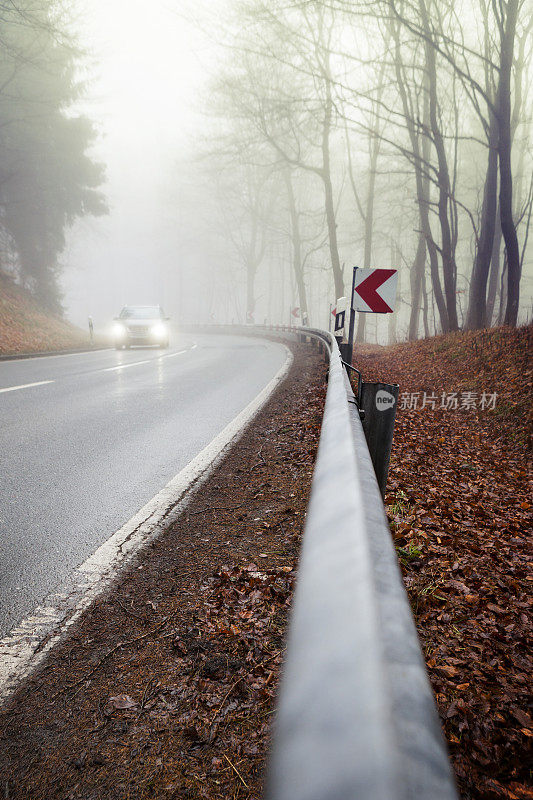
0;272;90;354
0;344;327;799
356;325;532;800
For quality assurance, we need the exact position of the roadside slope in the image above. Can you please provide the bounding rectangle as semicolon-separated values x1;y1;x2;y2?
0;272;89;355
356;325;532;800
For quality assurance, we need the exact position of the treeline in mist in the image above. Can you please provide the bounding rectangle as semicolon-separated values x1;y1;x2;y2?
184;0;532;339
0;0;106;312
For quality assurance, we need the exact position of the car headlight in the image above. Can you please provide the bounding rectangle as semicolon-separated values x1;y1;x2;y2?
150;323;167;338
113;322;126;337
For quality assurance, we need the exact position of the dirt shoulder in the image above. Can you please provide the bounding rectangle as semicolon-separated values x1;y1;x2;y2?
0;344;327;800
0;272;92;355
356;326;532;800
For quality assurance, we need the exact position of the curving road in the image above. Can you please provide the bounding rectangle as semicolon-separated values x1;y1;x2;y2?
0;332;288;638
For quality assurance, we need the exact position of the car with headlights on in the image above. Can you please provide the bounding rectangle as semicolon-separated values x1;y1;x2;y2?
112;305;170;349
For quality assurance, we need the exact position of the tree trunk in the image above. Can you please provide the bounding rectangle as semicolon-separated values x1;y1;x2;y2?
419;0;459;330
356;142;379;343
465;113;499;328
498;255;508;324
388;243;400;344
420;90;449;333
391;19;449;332
322;80;343;300
408;230;426;340
486;207;502;325
284;169;309;322
499;0;521;326
246;263;256;321
246;212;259;321
354;55;388;344
421;268;430;338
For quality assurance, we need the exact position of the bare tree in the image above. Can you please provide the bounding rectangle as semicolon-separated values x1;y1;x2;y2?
388;0;531;327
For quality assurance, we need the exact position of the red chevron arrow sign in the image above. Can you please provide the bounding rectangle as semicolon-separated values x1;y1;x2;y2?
353;268;398;313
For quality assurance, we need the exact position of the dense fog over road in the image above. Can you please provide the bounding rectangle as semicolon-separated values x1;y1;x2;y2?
61;0;213;328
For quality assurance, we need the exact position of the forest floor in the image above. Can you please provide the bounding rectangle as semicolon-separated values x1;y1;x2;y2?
0;327;530;800
356;324;532;800
0;272;92;355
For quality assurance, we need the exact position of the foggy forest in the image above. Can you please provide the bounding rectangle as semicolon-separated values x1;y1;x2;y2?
0;0;531;340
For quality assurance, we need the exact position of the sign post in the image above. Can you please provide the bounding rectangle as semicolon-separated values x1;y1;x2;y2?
345;267;399;494
347;268;358;366
334;296;347;341
360;382;400;497
334;296;353;364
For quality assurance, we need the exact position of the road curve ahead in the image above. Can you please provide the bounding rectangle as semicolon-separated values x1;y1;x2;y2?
0;333;288;638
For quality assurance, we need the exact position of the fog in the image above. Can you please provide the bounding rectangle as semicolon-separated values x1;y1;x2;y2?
60;0;211;328
2;0;531;339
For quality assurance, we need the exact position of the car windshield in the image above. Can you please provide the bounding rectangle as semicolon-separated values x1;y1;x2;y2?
119;306;163;320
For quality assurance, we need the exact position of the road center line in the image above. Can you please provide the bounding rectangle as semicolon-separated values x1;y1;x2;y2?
103;360;150;372
0;380;54;395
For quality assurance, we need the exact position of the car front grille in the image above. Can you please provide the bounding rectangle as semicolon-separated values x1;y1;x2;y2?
128;326;150;336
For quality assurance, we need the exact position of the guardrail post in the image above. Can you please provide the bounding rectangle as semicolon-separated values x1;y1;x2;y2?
360;382;399;498
339;342;351;365
332;324;352;366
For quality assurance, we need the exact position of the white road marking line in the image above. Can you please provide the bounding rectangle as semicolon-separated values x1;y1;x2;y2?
0;344;293;703
103;360;150;372
161;349;188;358
0;349;110;364
0;380;54;395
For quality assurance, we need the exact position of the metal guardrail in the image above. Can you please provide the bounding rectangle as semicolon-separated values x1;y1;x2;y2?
264;328;458;800
181;323;458;799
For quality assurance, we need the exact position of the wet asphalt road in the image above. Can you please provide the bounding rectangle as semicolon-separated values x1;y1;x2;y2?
0;333;287;637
